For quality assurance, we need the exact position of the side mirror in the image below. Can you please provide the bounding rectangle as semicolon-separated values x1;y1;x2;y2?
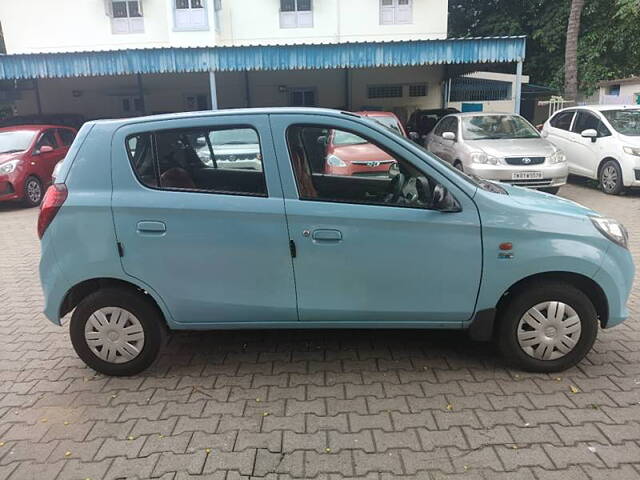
432;184;461;212
540;130;549;138
581;129;598;142
195;137;207;147
35;145;54;155
317;135;327;145
408;131;420;142
442;131;456;141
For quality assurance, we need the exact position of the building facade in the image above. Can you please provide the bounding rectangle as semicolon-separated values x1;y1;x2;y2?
0;0;526;122
598;77;640;106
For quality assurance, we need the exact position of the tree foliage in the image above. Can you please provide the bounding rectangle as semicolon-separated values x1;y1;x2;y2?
449;0;640;95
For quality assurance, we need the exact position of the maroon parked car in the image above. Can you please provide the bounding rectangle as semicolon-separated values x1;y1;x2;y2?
0;125;77;207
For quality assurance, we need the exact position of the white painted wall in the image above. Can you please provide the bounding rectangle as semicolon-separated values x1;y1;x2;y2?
599;82;640;105
0;0;448;54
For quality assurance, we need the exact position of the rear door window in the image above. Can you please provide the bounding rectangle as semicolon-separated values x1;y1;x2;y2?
549;111;575;131
126;126;266;196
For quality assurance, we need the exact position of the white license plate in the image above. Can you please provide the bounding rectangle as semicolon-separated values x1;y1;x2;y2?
512;171;543;180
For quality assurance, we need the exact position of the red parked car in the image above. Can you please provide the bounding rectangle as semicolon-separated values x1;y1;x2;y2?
0;125;77;207
324;111;406;177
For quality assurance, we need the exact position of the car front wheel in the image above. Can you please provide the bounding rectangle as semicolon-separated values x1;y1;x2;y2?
497;282;598;372
70;288;166;376
599;160;624;195
23;176;43;207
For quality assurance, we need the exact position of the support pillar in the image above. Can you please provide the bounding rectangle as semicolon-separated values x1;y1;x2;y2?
209;71;218;110
514;60;523;114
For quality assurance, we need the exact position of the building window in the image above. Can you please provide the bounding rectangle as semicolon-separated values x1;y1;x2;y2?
409;84;427;97
280;0;313;29
107;1;144;34
290;88;317;107
119;96;144;115
607;85;621;96
175;0;208;31
449;77;512;102
368;85;403;99
380;0;412;25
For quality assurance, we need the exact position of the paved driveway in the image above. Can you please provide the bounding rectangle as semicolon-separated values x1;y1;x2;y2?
0;180;639;480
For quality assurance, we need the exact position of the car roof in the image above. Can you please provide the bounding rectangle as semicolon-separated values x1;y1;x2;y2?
556;104;640;113
446;112;522;118
88;107;361;129
355;111;398;118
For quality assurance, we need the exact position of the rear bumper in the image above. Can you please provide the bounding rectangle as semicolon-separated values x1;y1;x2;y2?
466;163;568;188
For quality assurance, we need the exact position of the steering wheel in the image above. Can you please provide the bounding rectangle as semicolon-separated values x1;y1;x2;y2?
386;172;406;203
414;176;433;206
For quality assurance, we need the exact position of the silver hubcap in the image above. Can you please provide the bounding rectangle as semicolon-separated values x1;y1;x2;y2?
84;307;145;364
27;180;41;203
601;166;618;192
517;301;582;361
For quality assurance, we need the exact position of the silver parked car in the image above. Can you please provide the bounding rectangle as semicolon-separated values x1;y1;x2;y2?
426;113;569;193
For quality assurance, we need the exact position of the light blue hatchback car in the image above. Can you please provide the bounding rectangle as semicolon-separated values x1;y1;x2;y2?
38;108;634;376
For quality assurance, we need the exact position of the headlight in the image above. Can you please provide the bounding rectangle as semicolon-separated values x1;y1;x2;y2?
327;154;347;167
549;150;567;163
0;159;20;175
623;146;640;157
470;152;499;165
590;216;629;249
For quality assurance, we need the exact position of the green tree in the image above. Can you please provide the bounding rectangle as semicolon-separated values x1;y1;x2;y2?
449;0;640;96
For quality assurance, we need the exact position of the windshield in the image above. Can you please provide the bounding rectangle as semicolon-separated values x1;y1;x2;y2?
601;109;640;136
210;128;258;145
332;130;369;146
368;116;404;136
462;115;540;140
0;130;36;154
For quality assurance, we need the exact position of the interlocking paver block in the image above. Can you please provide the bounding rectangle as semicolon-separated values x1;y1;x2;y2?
1;184;640;478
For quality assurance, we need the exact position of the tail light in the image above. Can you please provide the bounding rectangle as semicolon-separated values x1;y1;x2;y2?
37;184;68;239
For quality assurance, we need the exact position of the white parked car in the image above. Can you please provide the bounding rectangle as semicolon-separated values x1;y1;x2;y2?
542;105;640;195
426;113;568;194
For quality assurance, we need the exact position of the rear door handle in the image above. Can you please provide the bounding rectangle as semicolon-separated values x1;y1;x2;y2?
312;229;342;242
137;221;166;234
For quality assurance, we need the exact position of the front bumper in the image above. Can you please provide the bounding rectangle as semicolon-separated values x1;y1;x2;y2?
466;162;568;188
593;242;635;328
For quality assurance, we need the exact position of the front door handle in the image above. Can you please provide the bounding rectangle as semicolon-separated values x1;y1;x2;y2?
137;221;166;234
312;229;342;242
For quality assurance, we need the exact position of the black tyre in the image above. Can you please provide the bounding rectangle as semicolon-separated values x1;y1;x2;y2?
540;186;560;195
23;176;43;207
70;288;166;376
454;161;464;172
497;281;598;372
599;160;625;195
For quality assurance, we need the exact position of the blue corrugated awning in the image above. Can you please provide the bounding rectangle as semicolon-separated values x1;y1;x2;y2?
0;37;526;80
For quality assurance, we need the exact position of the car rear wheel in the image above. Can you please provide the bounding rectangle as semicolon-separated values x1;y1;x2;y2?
69;288;166;376
23;176;43;207
599;160;624;195
497;282;598;372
